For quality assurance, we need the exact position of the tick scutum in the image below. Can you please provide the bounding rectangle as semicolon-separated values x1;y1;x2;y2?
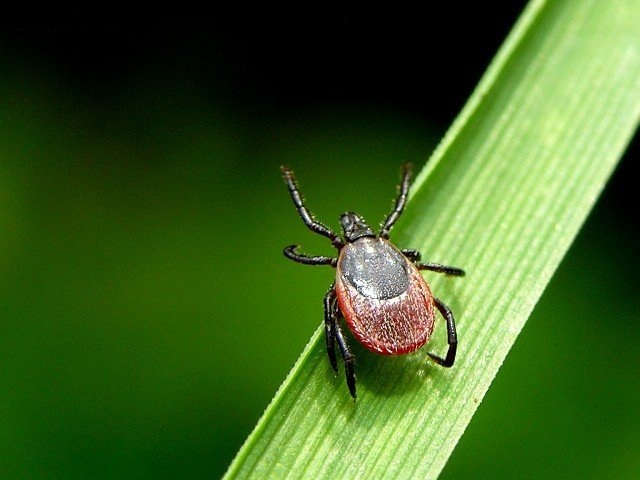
339;237;409;299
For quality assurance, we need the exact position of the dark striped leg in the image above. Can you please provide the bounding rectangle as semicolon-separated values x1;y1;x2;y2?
428;298;457;368
324;286;356;399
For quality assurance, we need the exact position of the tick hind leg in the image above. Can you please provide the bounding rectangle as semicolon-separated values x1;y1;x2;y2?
324;286;356;398
323;286;338;372
428;298;457;368
401;249;462;366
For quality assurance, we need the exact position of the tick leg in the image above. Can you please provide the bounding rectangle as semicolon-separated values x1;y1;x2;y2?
380;162;412;238
324;288;357;398
281;167;344;249
323;286;338;373
403;249;465;276
284;245;337;267
401;249;421;262
428;298;458;368
416;262;465;276
333;317;357;399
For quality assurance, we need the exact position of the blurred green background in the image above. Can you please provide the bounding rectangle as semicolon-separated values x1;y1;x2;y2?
1;5;638;479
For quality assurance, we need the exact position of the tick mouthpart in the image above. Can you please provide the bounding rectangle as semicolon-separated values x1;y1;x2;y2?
339;212;375;242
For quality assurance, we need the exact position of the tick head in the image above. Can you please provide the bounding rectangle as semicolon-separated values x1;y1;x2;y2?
340;212;375;243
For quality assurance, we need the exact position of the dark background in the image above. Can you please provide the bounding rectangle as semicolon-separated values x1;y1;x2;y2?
1;4;638;478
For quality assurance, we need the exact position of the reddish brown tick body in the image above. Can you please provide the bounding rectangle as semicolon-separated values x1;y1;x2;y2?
335;237;435;355
282;163;465;398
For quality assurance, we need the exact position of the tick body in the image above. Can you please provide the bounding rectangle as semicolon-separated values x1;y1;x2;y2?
336;236;435;355
282;163;464;398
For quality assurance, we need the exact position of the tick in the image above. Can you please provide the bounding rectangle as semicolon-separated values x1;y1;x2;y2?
281;163;465;398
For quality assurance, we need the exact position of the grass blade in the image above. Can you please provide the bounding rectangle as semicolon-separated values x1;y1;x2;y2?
225;1;640;478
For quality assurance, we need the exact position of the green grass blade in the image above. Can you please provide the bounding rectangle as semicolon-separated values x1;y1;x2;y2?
225;1;640;478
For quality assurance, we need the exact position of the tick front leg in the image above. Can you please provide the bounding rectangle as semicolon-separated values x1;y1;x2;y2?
281;167;344;249
380;163;412;239
428;298;457;368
